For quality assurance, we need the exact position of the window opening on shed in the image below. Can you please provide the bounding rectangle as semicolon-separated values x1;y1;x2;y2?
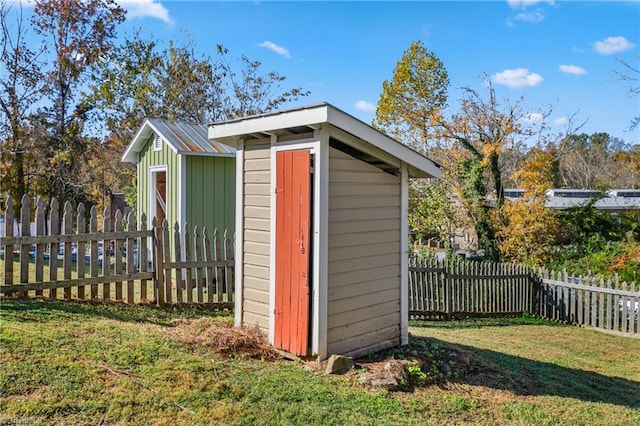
329;137;399;176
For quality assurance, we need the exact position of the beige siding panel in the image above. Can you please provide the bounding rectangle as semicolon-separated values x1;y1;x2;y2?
244;143;271;158
244;287;269;304
328;326;400;356
330;171;400;184
329;219;399;235
328;312;399;341
329;195;400;210
245;171;270;183
244;205;270;219
243;158;270;170
244;264;269;281
243;276;268;294
329;288;398;316
329;230;399;248
244;229;270;244
328;242;399;262
330;253;399;275
328;276;399;301
330;184;400;197
329;206;399;221
328;299;399;330
244;240;269;256
244;195;270;207
244;217;270;231
328;265;399;288
245;183;271;196
244;252;269;268
242;308;269;331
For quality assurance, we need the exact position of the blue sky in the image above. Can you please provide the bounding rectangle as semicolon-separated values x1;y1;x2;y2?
26;1;640;145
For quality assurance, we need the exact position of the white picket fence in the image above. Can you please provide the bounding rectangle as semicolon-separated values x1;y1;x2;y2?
537;269;639;336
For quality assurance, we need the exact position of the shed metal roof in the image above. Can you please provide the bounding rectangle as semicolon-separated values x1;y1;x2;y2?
504;188;640;211
122;118;236;163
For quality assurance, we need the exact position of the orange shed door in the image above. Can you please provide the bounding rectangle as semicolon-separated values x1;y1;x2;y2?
275;149;311;356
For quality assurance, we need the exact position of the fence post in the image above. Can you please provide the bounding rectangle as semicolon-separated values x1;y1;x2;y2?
126;210;135;304
153;218;164;306
89;206;99;299
444;262;453;320
4;197;14;294
102;207;111;300
35;197;45;297
139;213;149;302
531;268;541;316
18;195;30;298
77;203;86;300
48;199;59;299
62;201;74;299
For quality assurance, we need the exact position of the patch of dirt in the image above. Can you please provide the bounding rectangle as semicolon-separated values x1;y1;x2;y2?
354;335;531;394
164;318;281;361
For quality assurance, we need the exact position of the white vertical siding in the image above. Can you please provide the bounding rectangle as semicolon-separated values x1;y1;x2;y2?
326;147;401;357
242;140;271;331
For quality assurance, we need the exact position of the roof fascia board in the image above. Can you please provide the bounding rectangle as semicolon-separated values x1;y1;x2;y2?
122;120;152;163
208;106;328;140
207;103;440;178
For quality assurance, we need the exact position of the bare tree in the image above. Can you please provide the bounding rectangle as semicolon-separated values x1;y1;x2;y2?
0;1;45;205
612;56;639;131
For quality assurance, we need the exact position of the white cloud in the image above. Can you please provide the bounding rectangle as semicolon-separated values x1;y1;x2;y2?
354;100;375;112
118;0;172;24
257;41;291;58
507;0;554;9
525;113;544;123
554;117;568;126
594;36;635;55
491;68;543;88
514;10;545;23
559;64;587;76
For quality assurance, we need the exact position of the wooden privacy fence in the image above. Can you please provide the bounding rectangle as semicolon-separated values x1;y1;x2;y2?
408;257;534;320
537;269;639;336
0;195;235;307
0;195;153;303
155;220;234;307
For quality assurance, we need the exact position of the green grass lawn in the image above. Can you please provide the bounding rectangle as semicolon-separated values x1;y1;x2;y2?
1;300;639;425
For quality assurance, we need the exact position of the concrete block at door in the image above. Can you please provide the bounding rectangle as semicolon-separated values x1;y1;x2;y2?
325;354;354;375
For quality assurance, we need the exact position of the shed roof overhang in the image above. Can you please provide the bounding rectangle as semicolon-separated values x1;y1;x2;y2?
122;118;236;163
208;102;441;179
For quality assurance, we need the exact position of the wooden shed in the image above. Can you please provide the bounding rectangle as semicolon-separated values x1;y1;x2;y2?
122;118;236;238
210;103;441;360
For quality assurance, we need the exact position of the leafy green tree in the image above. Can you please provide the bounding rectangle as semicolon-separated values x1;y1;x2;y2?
498;148;559;266
408;179;454;250
373;40;449;152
